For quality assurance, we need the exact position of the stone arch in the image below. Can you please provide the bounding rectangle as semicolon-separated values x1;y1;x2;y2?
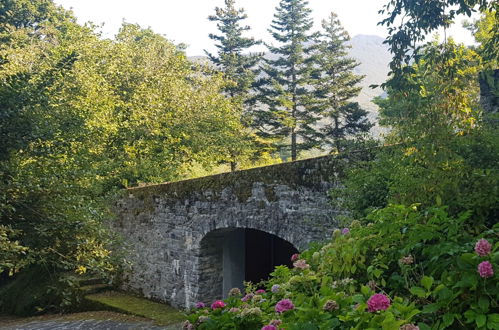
196;227;298;305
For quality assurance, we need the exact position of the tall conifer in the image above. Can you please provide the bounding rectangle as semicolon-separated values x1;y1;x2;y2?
312;13;372;152
256;0;318;161
206;0;261;101
206;0;262;170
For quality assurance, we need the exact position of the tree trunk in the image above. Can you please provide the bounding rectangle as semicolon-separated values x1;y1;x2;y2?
334;116;340;152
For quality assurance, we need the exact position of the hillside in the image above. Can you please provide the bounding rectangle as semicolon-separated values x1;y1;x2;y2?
189;34;391;137
348;35;391;125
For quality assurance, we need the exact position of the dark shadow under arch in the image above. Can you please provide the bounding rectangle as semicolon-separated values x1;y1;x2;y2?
197;227;298;303
245;228;297;284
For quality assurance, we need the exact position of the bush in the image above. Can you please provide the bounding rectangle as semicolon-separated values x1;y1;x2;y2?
0;267;82;316
185;205;498;329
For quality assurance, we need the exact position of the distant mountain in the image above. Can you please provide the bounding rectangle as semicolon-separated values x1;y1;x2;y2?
188;35;391;136
347;35;391;131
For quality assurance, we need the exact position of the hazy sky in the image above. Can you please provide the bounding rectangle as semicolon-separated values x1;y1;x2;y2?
53;0;476;56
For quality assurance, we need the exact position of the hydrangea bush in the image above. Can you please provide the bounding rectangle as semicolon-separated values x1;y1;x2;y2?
185;205;498;329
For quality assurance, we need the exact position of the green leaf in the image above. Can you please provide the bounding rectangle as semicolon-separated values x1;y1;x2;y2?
421;276;433;291
487;314;499;329
361;285;370;296
410;286;426;298
437;287;452;300
475;314;486;328
417;323;431;330
422;303;440;314
478;297;489;312
464;310;476;323
373;269;383;278
442;313;455;327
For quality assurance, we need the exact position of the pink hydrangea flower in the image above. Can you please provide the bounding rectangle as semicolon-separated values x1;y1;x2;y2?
342;227;350;235
293;259;310;270
400;324;420;330
256;289;266;294
195;301;205;308
475;239;492;256
270;319;282;326
262;326;277;330
291;253;299;262
211;300;226;309
367;293;391;312
275;299;295;313
241;293;254;302
478;261;494;278
182;320;194;330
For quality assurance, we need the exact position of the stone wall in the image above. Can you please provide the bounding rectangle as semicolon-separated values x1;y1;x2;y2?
113;153;361;308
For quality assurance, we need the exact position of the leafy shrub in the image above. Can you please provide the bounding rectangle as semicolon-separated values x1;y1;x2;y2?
185;205;498;329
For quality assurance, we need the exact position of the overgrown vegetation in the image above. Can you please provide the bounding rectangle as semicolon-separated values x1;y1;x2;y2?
184;2;499;329
0;0;250;314
1;0;497;324
187;206;498;329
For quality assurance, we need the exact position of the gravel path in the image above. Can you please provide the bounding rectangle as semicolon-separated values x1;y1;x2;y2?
0;319;181;330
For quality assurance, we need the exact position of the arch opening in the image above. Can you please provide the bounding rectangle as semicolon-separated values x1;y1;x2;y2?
198;228;298;303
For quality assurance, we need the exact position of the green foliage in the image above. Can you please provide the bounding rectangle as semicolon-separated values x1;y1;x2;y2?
185;3;499;328
0;225;28;276
378;0;498;69
337;40;498;226
0;0;252;314
205;0;270;170
464;9;499;65
186;206;498;329
0;267;82;315
311;12;372;153
255;0;318;161
206;0;261;101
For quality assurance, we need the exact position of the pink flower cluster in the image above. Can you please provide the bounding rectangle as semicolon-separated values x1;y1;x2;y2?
367;293;391;312
211;300;226;309
261;326;277;330
241;293;254;302
400;324;419;330
255;289;266;294
475;239;492;256
275;299;294;313
293;259;310;270
478;261;494;278
291;253;299;262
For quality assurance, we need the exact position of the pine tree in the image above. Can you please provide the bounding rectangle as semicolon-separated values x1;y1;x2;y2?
256;0;319;161
206;0;261;101
206;0;263;171
312;13;372;152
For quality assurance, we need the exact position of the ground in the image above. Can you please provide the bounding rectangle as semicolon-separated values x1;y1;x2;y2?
0;311;182;329
0;291;184;330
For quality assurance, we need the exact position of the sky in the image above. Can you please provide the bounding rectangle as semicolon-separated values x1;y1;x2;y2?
53;0;476;56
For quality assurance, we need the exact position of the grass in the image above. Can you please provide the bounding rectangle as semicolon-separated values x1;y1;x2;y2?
84;291;185;326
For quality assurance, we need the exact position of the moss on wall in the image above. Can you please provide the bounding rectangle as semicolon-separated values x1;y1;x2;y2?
119;152;373;216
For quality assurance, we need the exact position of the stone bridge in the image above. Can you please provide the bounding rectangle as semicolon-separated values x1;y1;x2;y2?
113;154;358;308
